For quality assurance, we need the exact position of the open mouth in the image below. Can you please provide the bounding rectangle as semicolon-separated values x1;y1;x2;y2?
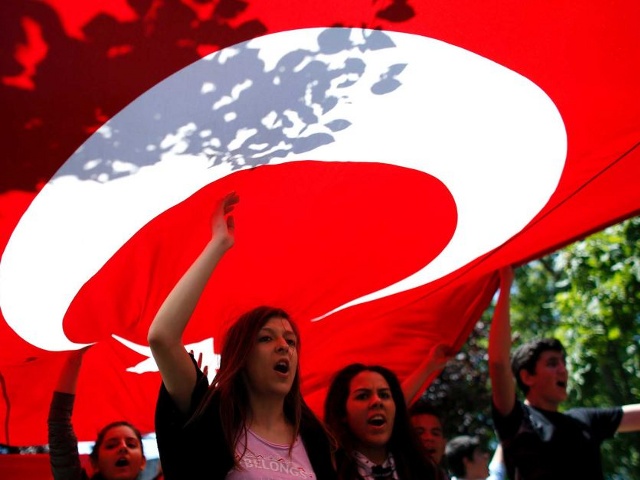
274;360;289;374
115;458;130;467
557;380;567;388
368;414;386;427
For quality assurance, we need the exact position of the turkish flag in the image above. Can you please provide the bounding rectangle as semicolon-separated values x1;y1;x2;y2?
1;0;639;446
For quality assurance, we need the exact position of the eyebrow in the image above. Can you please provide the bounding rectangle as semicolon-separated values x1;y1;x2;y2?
104;437;139;443
546;356;562;363
259;326;296;337
352;387;391;394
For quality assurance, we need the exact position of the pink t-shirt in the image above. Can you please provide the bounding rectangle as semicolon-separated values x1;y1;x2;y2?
226;429;316;480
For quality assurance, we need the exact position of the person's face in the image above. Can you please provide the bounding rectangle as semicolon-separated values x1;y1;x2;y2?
92;425;146;480
522;350;568;409
244;317;298;398
462;447;490;480
411;413;446;464
345;371;396;460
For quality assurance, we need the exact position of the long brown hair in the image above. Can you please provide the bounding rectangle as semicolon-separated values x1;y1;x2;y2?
191;306;303;466
324;364;436;480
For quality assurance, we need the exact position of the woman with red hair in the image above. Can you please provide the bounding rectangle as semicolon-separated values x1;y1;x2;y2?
148;193;335;480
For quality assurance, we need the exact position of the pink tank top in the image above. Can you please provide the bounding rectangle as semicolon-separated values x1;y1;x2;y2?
226;429;316;480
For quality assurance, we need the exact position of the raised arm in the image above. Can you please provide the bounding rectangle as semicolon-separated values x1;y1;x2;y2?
403;343;453;406
48;348;90;480
618;404;640;433
53;348;88;394
488;266;516;416
148;192;238;413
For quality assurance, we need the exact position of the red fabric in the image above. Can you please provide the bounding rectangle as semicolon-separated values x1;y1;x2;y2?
1;0;640;447
0;454;54;480
0;453;93;480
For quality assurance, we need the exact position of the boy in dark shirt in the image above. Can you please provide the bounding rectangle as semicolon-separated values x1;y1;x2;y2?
488;267;640;479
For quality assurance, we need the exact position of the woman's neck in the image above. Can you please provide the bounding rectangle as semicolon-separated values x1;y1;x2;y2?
355;444;388;465
247;395;293;444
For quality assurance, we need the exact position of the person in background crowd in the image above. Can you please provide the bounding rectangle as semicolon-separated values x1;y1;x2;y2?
48;348;148;480
444;435;488;480
408;402;449;479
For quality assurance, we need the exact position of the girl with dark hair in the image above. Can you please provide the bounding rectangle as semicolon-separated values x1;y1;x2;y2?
148;192;336;480
48;348;148;480
324;363;437;480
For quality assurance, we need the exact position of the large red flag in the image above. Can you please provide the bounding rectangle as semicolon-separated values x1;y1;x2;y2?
1;0;639;446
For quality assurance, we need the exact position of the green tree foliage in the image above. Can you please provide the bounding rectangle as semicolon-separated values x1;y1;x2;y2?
421;216;640;479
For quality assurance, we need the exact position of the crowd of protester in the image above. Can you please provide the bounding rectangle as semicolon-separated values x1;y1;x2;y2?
14;193;638;480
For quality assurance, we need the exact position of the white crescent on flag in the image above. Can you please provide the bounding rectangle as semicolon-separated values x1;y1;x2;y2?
0;28;566;351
